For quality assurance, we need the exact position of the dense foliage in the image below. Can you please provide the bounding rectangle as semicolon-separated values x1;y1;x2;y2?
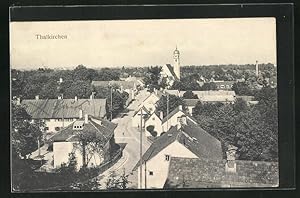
192;86;278;161
12;65;129;119
156;95;186;117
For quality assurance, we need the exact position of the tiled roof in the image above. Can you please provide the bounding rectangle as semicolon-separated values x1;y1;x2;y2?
133;106;151;117
133;118;222;170
184;99;200;106
236;95;255;102
145;110;162;122
214;81;235;86
165;64;179;80
164;157;279;188
91;80;136;90
51;116;117;143
193;90;236;96
192;90;236;102
161;106;183;124
21;99;107;119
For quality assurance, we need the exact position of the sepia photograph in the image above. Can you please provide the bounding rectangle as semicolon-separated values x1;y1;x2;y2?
10;17;279;191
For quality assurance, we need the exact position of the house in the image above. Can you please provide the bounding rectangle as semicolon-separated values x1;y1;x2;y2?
21;96;107;137
137;90;162;114
236;95;259;106
161;105;186;132
164;146;279;188
144;111;163;137
192;90;236;104
132;106;151;128
91;80;138;106
51;114;118;170
214;81;235;90
133;115;223;188
183;99;200;115
160;47;181;87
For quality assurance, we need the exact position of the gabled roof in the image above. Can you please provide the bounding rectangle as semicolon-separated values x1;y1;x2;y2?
91;80;136;90
21;99;107;119
192;90;236;102
145;111;162;122
133;118;222;170
164;157;279;188
236;95;255;102
51;116;117;144
165;64;179;80
183;99;200;107
140;91;162;105
161;106;184;124
133;106;151;117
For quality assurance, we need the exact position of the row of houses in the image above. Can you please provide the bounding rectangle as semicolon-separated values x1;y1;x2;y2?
132;109;278;189
16;94;120;171
131;89;258;137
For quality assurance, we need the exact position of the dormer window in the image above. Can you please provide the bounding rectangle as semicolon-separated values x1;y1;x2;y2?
73;121;85;130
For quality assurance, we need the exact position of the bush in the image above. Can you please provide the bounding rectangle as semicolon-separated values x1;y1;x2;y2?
146;125;154;132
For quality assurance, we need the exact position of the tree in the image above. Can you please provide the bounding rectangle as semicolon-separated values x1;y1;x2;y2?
156;95;186;117
232;82;253;95
92;86;128;119
193;101;278;162
201;82;217;91
75;130;105;167
143;66;162;92
62;80;92;98
182;90;198;99
105;171;129;189
11;101;44;159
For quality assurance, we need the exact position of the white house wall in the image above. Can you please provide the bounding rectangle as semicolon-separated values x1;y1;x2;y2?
44;119;76;133
137;140;198;189
53;141;104;170
144;115;163;136
161;111;185;132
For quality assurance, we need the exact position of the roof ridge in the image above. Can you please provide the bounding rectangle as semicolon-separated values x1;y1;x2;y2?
89;120;108;142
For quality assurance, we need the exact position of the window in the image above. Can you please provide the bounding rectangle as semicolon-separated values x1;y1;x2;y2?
44;127;49;131
149;171;153;176
152;117;155;121
165;155;170;161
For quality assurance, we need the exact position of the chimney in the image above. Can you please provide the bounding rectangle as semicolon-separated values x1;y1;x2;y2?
178;105;183;111
90;92;95;100
16;97;21;105
225;145;238;173
35;95;39;100
59;78;63;83
74;96;78;101
58;94;63;100
160;111;164;120
79;109;83;119
154;88;158;95
84;114;89;124
255;60;259;77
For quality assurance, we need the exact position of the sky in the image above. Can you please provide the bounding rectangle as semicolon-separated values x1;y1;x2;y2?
10;18;276;69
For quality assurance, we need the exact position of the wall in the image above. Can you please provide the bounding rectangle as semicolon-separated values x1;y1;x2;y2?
44;118;76;133
137;140;198;189
53;141;105;170
53;141;74;168
161;111;185;132
144;114;163;136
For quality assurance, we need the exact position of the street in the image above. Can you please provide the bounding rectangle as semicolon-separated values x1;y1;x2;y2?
98;89;151;188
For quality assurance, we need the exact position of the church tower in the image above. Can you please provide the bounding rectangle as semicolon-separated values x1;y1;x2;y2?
173;46;180;79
